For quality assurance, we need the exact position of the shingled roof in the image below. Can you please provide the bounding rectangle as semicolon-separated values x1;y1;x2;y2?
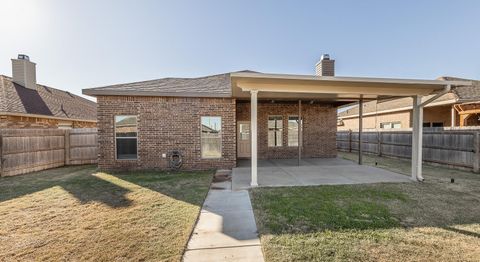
0;75;96;121
83;73;234;97
338;76;479;118
438;76;480;102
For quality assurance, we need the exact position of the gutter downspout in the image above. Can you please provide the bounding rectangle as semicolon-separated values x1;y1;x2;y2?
413;84;451;181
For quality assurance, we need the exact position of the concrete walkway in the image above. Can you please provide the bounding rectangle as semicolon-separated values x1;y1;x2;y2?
183;177;264;262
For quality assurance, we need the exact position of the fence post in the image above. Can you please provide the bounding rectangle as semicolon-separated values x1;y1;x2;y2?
349;130;352;152
0;134;3;177
378;131;382;156
473;132;480;173
64;130;71;166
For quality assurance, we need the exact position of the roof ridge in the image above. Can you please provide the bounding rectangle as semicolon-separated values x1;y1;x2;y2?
0;75;6;112
35;83;96;106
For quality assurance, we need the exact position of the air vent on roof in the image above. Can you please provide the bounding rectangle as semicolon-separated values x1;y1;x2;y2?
18;54;30;61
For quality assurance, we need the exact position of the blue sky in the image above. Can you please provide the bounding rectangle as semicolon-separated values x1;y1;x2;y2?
1;0;479;101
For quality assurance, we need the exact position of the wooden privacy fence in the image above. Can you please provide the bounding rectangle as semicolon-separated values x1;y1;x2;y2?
337;129;480;172
0;128;98;177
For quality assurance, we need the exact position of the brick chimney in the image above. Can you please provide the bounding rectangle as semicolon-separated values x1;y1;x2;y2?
12;54;37;90
315;54;335;76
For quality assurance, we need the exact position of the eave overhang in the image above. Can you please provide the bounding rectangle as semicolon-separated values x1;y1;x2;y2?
230;72;471;101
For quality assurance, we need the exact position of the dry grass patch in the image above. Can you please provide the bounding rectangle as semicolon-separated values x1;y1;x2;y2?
251;153;480;262
0;166;212;261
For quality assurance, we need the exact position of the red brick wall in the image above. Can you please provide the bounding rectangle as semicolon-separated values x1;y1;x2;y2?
236;102;337;159
97;96;236;171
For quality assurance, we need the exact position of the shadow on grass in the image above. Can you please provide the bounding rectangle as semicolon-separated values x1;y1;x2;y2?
109;170;213;207
0;166;212;208
443;226;480;239
0;166;132;208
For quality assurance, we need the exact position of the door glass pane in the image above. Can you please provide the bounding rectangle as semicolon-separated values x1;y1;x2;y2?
239;123;250;140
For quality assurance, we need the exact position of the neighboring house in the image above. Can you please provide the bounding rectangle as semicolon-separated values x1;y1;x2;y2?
338;77;480;130
0;55;97;129
83;55;466;172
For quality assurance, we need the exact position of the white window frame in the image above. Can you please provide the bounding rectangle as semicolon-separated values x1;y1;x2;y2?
380;121;401;129
201;116;222;159
114;115;138;160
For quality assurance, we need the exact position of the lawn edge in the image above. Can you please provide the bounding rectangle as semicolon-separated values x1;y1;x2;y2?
179;170;215;261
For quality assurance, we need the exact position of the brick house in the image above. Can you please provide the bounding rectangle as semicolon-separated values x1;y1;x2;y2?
338;77;480;130
83;55;468;184
1;55;97;128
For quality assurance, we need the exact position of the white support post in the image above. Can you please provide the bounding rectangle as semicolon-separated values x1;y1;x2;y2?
411;95;424;181
250;90;259;187
298;100;302;166
358;97;363;165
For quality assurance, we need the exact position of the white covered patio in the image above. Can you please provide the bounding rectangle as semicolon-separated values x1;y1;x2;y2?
230;72;470;187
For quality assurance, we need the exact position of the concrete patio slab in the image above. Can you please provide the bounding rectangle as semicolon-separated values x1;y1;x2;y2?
233;158;410;190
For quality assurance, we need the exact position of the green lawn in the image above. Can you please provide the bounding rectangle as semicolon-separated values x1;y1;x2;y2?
0;166;212;261
251;152;480;262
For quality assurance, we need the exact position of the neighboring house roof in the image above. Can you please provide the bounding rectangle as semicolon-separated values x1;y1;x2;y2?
0;75;97;121
338;76;479;119
338;93;457;119
438;76;480;102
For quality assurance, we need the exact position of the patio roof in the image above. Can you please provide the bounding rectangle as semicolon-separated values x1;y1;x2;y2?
230;72;471;101
232;72;472;187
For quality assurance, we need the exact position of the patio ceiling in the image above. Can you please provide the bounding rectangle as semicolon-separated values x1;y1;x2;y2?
230;72;471;101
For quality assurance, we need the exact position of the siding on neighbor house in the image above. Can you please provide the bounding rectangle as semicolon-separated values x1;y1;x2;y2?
0;115;96;129
97;95;236;171
236;102;337;159
338;105;454;130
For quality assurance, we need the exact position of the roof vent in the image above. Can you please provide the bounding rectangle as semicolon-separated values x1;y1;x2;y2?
18;54;30;61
